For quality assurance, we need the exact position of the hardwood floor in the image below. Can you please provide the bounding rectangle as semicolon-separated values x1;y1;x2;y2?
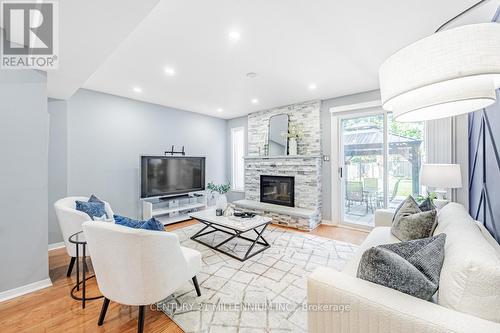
0;221;367;333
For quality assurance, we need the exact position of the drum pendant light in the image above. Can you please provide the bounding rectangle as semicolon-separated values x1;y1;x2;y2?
379;20;500;122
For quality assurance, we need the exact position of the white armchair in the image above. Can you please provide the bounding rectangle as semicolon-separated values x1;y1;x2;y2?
54;196;114;277
82;221;202;333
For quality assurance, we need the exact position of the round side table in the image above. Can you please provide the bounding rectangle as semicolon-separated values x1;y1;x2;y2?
68;231;102;308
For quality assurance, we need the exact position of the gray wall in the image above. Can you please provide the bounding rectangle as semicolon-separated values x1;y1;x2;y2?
48;99;68;244
226;116;247;203
65;89;227;220
0;70;49;292
320;90;381;221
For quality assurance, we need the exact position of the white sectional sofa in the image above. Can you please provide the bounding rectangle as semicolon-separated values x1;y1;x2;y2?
308;203;500;333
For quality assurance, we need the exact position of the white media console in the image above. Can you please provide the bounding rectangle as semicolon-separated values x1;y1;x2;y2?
142;192;208;225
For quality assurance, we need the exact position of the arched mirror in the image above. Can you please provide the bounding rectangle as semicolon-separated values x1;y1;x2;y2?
268;114;289;156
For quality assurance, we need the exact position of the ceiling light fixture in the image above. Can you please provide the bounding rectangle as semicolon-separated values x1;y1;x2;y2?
308;83;317;91
133;86;142;93
246;72;257;78
164;67;176;76
228;30;241;41
251;98;259;104
217;108;223;113
379;1;500;122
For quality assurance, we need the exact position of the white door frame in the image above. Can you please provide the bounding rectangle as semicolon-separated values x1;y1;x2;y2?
331;108;388;229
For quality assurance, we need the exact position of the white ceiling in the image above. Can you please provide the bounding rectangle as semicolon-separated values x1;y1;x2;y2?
49;0;499;119
47;0;160;99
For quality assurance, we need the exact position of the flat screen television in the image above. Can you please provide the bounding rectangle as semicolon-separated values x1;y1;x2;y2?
140;156;205;198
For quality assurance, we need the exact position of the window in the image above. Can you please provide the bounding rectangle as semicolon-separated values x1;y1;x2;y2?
231;127;245;191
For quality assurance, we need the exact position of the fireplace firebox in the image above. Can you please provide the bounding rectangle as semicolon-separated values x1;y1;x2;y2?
260;175;294;207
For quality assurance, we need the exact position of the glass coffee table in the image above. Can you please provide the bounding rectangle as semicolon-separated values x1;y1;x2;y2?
190;209;272;261
68;231;103;308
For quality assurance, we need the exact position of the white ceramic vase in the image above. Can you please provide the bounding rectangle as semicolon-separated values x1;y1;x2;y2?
216;193;228;210
289;137;298;155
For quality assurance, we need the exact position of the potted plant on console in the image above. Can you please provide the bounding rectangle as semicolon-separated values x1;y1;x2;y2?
207;182;231;210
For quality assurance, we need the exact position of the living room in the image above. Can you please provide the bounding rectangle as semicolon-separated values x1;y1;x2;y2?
1;1;500;332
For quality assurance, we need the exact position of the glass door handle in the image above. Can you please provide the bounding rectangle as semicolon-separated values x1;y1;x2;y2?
338;167;343;179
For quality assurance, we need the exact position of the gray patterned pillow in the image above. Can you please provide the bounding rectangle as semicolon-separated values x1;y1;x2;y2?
357;234;446;300
392;196;435;223
391;196;437;241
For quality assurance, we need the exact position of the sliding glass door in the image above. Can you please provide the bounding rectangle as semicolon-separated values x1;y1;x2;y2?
340;113;385;226
333;110;424;228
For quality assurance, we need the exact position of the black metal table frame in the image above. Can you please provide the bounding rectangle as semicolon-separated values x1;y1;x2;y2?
190;219;271;261
69;231;103;309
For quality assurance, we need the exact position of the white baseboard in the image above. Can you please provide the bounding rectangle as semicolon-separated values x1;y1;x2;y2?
321;219;336;226
0;278;52;303
48;242;65;251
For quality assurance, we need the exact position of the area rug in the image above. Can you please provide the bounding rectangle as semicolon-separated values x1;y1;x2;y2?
158;224;358;332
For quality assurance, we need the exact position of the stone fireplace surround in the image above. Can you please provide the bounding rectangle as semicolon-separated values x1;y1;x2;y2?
233;100;322;231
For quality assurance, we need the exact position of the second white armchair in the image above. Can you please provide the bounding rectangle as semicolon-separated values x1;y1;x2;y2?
54;196;114;277
82;221;202;333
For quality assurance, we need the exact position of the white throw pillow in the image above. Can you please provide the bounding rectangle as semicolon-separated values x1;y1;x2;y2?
433;203;500;323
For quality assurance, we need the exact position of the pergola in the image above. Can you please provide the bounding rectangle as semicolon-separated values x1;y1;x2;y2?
343;126;422;196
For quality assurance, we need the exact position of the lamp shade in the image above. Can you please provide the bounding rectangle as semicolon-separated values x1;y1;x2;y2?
379;23;500;122
420;164;462;189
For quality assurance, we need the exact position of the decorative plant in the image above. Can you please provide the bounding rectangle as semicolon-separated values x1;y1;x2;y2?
415;191;437;204
207;182;231;194
288;123;304;140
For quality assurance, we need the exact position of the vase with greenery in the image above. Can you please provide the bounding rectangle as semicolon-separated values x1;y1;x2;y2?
415;191;437;204
207;182;231;210
287;124;303;155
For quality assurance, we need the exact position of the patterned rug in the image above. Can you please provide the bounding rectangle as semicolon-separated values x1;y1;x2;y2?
158;224;357;332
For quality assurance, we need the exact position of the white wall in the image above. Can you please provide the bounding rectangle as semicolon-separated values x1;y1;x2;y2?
64;89;227;220
48;99;68;244
0;70;49;293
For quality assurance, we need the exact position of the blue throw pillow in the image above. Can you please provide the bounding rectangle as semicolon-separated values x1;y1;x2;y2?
76;201;107;220
140;218;164;231
88;194;102;203
113;215;143;228
88;194;109;218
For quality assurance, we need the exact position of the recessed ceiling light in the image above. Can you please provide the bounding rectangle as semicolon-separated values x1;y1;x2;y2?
246;72;257;78
164;67;176;76
251;98;259;104
133;86;142;93
308;83;317;91
217;108;223;113
228;30;240;41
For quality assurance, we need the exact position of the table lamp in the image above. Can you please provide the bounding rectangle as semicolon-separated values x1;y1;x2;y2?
420;164;462;200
